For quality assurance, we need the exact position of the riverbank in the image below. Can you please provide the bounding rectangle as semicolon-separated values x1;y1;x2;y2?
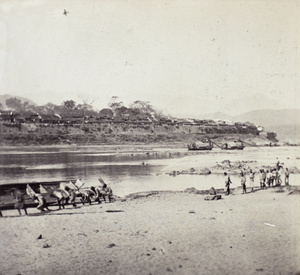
0;131;277;147
0;186;299;275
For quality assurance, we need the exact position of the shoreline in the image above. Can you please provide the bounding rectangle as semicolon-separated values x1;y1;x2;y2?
0;186;299;275
1;143;299;149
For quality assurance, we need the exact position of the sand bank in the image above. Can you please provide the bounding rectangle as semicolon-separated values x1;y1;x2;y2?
0;186;299;275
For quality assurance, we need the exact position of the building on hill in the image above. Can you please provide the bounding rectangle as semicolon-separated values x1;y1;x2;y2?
0;110;21;123
99;108;113;119
40;114;61;124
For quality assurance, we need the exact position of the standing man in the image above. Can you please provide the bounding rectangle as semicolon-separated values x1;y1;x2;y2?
271;169;276;187
262;169;266;189
249;169;255;192
241;172;247;194
284;168;290;186
259;169;266;190
266;170;272;188
224;172;232;196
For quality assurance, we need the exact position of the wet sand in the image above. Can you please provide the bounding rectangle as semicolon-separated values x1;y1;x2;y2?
0;187;299;275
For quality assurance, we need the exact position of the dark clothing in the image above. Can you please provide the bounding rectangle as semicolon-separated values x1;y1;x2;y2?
241;176;246;194
225;176;231;195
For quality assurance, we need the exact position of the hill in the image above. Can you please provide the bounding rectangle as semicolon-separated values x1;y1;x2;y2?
199;109;300;143
0;94;298;144
0;94;36;109
197;112;234;121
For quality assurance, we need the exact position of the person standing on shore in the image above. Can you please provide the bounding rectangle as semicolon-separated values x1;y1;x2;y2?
284;168;290;186
241;172;247;194
277;168;282;186
266;170;272;188
224;172;232;195
249;169;255;192
262;169;266;189
259;169;266;189
275;169;280;186
271;169;276;187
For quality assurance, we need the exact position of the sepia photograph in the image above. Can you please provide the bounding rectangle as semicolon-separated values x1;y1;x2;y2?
0;0;299;274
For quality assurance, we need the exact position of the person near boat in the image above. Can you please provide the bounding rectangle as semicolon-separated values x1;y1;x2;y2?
33;193;50;212
11;188;27;215
91;177;114;203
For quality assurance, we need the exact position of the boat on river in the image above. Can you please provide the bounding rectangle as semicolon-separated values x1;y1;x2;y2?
188;140;213;151
221;141;245;150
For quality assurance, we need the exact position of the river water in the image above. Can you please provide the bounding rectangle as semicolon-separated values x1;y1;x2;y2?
0;146;299;197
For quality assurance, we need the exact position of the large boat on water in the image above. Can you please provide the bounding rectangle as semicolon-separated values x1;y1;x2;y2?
221;141;245;150
188;140;213;151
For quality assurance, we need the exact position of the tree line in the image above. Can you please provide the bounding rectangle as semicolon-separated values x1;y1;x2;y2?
1;96;166;121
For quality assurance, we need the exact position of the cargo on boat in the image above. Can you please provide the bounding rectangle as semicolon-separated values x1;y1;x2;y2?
221;141;245;150
188;140;213;151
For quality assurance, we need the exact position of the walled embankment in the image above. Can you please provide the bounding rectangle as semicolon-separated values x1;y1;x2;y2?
0;121;270;146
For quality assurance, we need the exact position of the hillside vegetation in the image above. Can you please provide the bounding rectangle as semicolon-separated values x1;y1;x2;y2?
0;95;279;146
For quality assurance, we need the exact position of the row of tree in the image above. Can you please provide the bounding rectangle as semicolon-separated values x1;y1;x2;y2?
2;96;166;121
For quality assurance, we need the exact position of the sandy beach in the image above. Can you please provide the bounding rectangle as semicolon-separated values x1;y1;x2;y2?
0;186;299;275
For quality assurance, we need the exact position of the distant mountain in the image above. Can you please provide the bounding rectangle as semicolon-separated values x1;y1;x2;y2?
234;109;300;143
200;109;300;143
0;94;37;109
233;109;300;127
197;112;234;121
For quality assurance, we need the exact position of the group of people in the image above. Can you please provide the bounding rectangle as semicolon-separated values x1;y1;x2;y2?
225;162;290;195
1;177;114;216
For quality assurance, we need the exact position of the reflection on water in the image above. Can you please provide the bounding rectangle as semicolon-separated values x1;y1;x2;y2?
0;146;299;197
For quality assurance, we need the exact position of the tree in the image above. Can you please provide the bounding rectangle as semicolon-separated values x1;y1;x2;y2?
6;97;23;111
23;101;29;109
266;132;278;142
0;102;3;110
129;100;155;114
108;96;124;113
63;100;76;110
129;100;165;120
114;106;128;119
99;108;113;119
77;95;96;117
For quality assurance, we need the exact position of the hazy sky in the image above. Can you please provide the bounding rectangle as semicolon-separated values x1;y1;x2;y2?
0;0;299;117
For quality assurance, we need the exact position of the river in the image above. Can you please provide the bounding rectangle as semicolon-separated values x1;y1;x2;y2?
0;145;299;197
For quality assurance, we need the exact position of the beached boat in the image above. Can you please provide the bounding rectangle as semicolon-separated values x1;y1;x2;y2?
221;141;245;150
0;180;75;210
188;141;213;151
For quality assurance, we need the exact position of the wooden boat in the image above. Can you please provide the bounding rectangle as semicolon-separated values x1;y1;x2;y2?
0;180;75;210
221;141;245;150
188;141;213;151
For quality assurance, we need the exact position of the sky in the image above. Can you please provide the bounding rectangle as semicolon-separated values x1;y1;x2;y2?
0;0;299;117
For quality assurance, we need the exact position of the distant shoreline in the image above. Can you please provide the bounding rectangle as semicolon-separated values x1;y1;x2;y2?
0;142;298;149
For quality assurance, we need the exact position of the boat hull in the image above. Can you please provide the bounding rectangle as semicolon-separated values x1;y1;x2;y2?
188;142;213;151
188;147;213;151
221;146;245;150
0;180;74;211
